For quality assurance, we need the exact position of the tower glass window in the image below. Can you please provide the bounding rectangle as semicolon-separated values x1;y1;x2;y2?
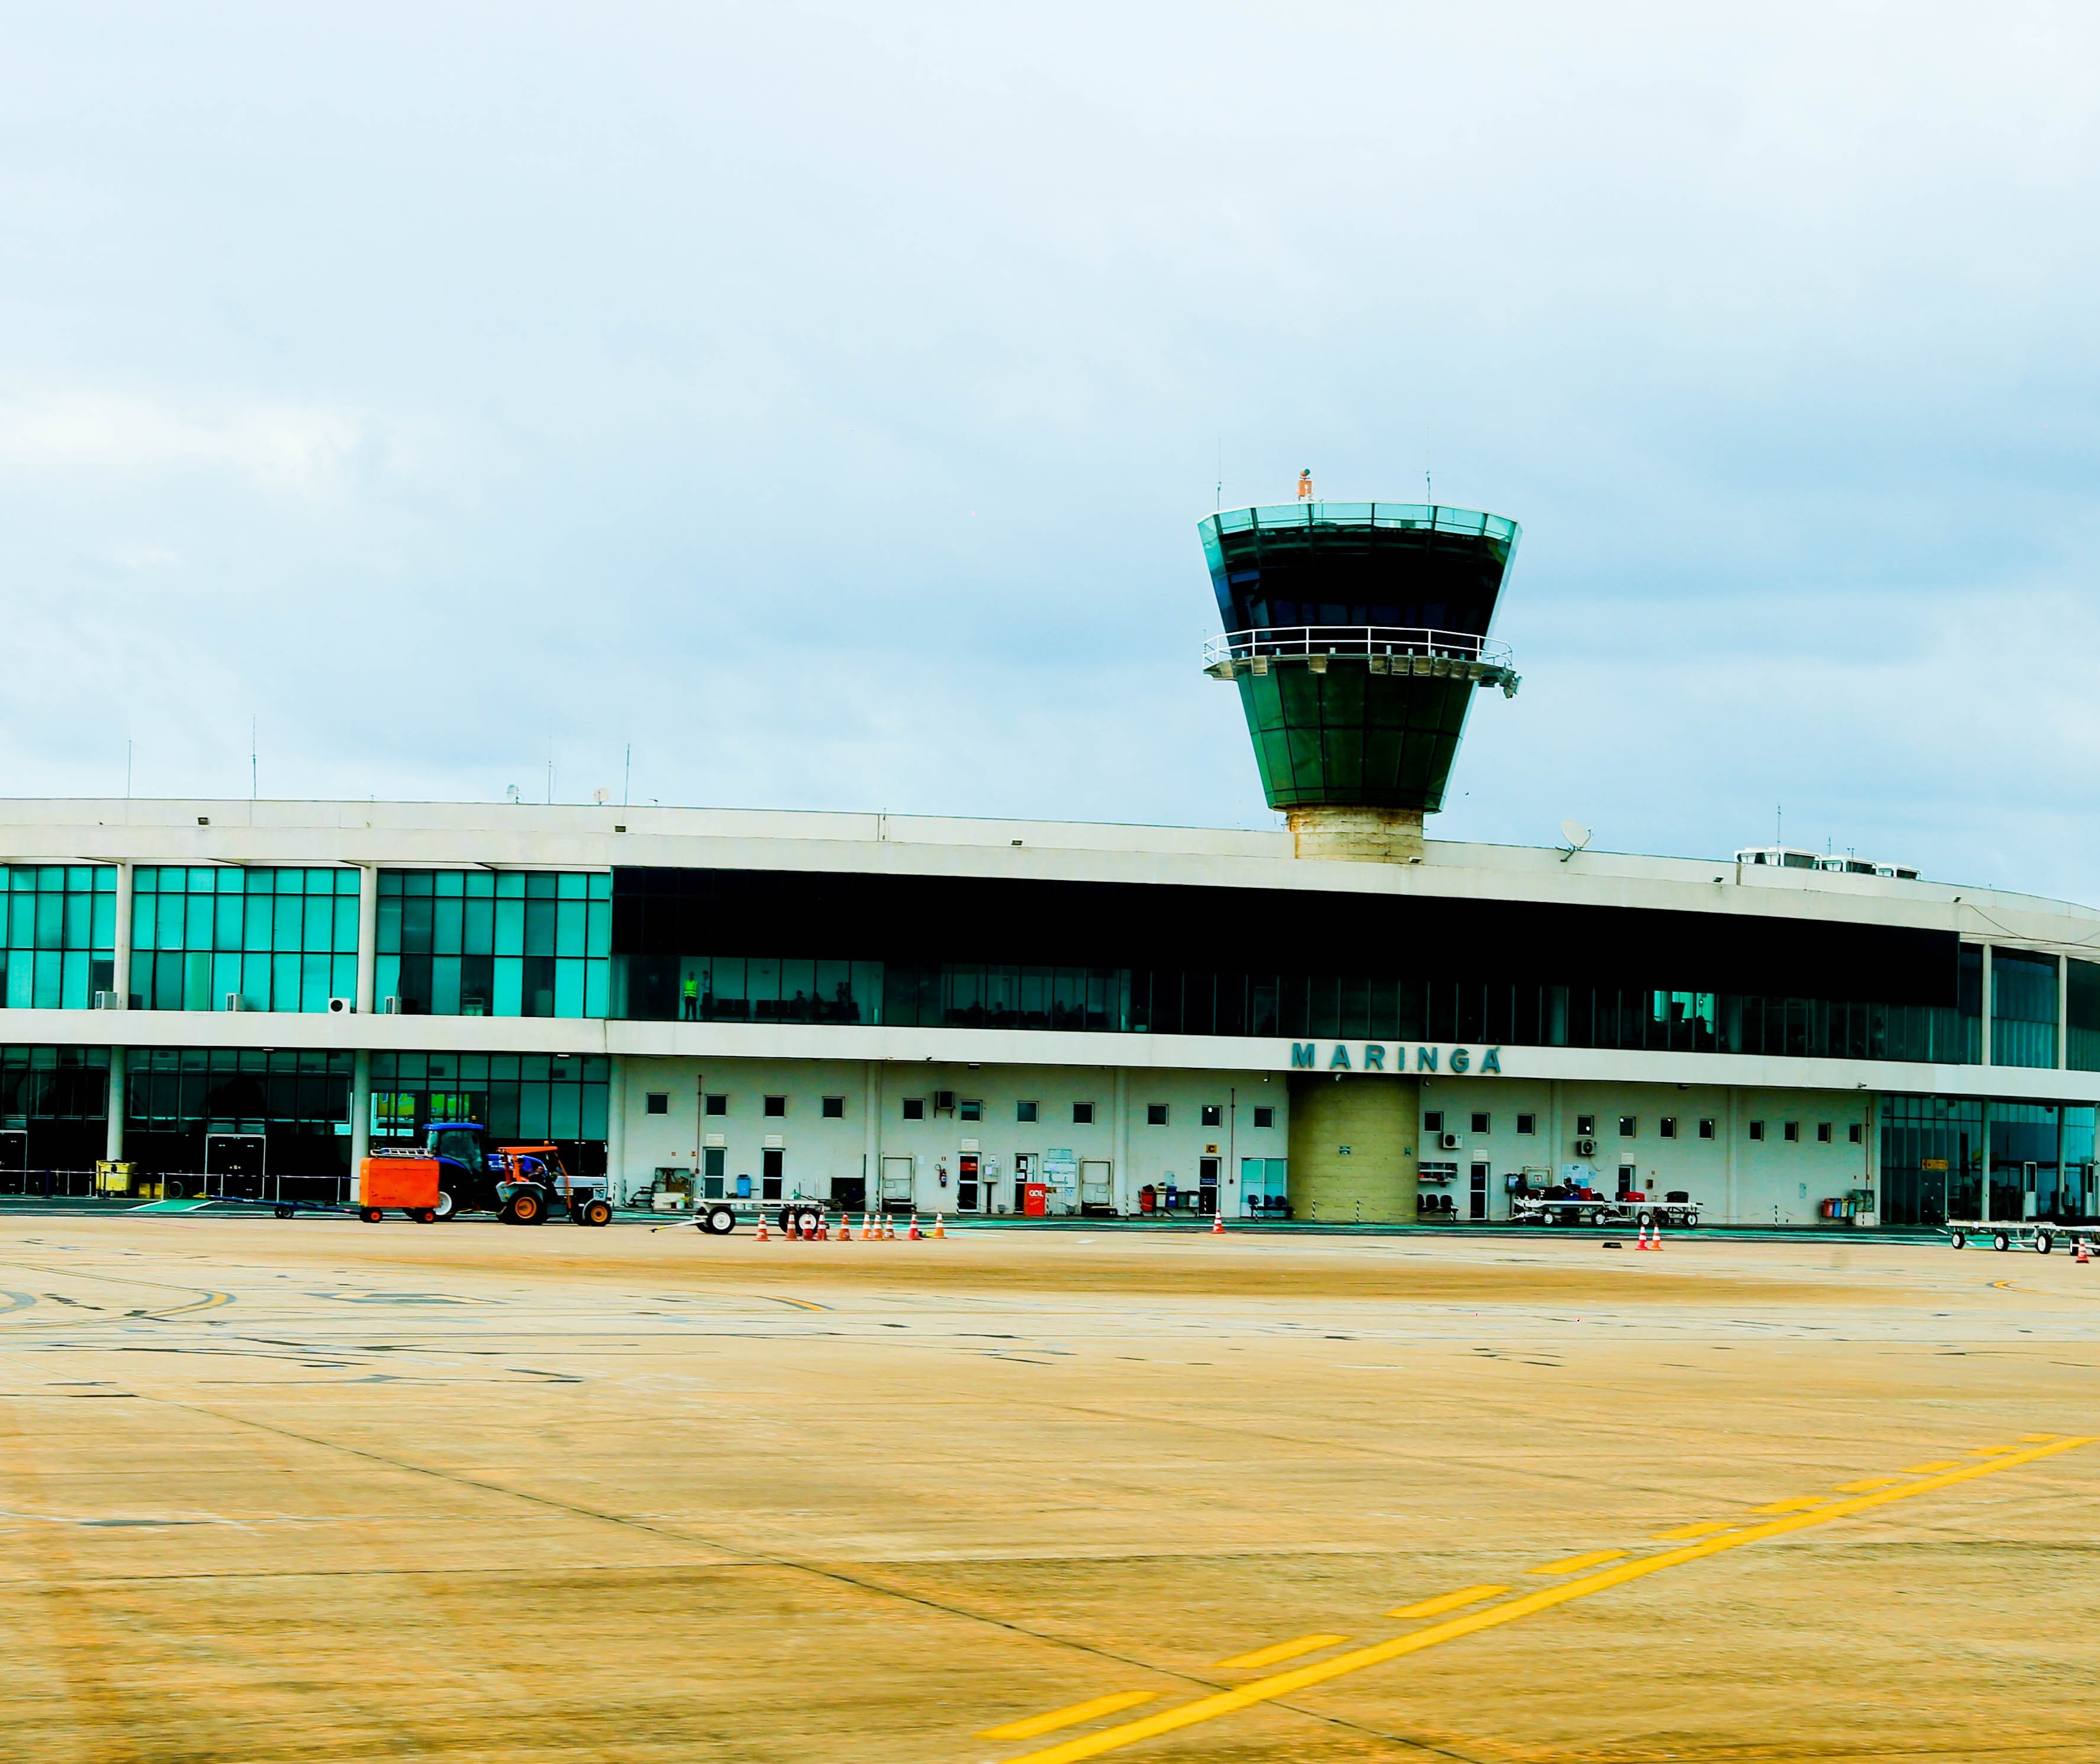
376;870;610;1018
2;866;117;1010
133;867;356;1012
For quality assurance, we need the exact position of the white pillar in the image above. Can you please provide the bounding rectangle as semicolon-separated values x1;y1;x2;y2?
1980;945;1993;1070
1112;1067;1130;1214
2058;955;2069;1071
606;1052;627;1200
110;861;134;1008
1977;1097;1992;1225
349;1048;371;1203
864;1060;881;1208
355;864;379;1014
104;1045;125;1162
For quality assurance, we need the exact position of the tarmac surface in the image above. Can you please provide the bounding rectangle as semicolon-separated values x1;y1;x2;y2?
1;1212;2095;1763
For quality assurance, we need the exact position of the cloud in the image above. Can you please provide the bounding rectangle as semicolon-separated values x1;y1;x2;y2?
0;394;368;494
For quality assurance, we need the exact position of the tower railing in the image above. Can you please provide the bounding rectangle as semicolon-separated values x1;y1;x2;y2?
1202;626;1514;669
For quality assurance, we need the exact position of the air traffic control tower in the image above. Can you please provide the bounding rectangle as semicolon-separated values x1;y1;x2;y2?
1199;497;1524;1223
1200;500;1522;864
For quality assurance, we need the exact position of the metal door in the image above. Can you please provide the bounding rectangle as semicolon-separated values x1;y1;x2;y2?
880;1154;915;1208
0;1129;25;1196
1199;1155;1220;1214
205;1132;267;1199
958;1152;980;1212
761;1147;784;1201
1080;1158;1113;1212
1469;1162;1489;1221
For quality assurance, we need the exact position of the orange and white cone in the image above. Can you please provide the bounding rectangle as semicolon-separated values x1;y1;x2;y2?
1651;1222;1664;1251
1210;1206;1225;1234
1635;1224;1650;1250
2075;1237;2089;1264
884;1215;897;1241
908;1212;922;1240
932;1212;946;1239
755;1214;769;1242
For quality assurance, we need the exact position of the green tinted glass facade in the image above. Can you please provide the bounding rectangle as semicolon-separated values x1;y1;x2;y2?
369;1052;610;1167
125;1047;354;1177
134;868;359;1012
376;871;610;1018
1991;949;2058;1068
2;867;117;1009
1234;663;1481;810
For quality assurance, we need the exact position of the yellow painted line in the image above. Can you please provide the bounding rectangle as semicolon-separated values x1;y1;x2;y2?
1527;1549;1626;1575
1650;1520;1733;1541
1969;1445;2017;1457
160;1292;233;1315
1834;1477;1906;1493
1749;1496;1828;1514
2020;1433;2060;1443
1385;1585;1507;1620
978;1691;1159;1742
997;1437;2093;1764
1905;1460;1960;1473
1214;1633;1348;1671
751;1293;830;1312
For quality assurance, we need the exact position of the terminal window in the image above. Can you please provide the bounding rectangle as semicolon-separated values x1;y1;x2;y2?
1575;1114;1595;1137
1423;1111;1444;1134
901;1097;926;1120
822;1096;845;1119
959;1099;983;1121
1201;1104;1222;1127
764;1096;786;1117
1515;1112;1535;1134
704;1093;727;1115
1072;1101;1096;1125
645;1092;668;1115
1849;1122;1864;1144
1699;1118;1716;1138
1016;1100;1039;1123
1783;1121;1800;1141
1749;1120;1766;1141
1146;1104;1168;1126
1252;1105;1274;1128
1660;1116;1677;1139
1817;1121;1832;1142
1470;1112;1490;1135
1618;1116;1637;1137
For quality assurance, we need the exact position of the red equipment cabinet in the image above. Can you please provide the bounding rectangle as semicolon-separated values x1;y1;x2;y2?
357;1153;440;1222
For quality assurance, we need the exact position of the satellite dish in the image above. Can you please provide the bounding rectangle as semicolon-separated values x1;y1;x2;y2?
1558;820;1592;862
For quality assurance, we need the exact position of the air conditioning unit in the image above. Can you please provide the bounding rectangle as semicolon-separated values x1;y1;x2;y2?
1574;1137;1597;1158
1439;1131;1462;1151
381;996;402;1015
327;996;355;1015
223;992;247;1012
92;990;123;1010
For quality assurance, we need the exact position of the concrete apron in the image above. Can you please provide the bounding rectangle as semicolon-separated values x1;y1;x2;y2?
1288;1073;1421;1224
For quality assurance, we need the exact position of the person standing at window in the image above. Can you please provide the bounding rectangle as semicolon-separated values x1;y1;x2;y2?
681;971;699;1021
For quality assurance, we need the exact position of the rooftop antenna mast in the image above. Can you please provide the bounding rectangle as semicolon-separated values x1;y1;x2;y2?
250;716;257;801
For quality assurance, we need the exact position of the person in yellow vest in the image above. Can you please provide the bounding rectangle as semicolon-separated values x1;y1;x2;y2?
1297;468;1313;500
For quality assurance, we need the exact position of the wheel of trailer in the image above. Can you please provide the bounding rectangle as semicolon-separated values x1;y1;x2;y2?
777;1206;795;1235
273;1204;294;1219
163;1179;186;1200
431;1189;456;1221
2035;1230;2053;1254
1948;1229;1966;1249
582;1197;612;1228
1587;1208;1606;1227
703;1204;736;1235
1636;1208;1655;1228
1993;1231;2011;1252
413;1208;436;1224
360;1206;384;1224
794;1208;822;1236
1684;1212;1700;1227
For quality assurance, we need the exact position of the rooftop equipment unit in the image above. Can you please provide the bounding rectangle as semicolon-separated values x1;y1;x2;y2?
327;996;355;1014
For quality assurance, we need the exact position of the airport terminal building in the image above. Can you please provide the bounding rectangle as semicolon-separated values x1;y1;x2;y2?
4;500;2096;1228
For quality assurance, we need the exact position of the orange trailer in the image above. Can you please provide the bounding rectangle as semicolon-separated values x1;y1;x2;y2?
357;1152;441;1223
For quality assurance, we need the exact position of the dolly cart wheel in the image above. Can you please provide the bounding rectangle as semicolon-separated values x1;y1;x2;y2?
701;1204;736;1236
1993;1231;2011;1252
274;1205;294;1219
581;1198;612;1227
1948;1229;1966;1248
2036;1230;2053;1254
360;1206;384;1224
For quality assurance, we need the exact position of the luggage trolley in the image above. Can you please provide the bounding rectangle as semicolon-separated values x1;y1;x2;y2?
1945;1218;2100;1254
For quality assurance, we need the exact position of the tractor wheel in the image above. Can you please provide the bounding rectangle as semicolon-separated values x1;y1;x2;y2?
582;1198;613;1228
508;1191;544;1225
432;1189;457;1221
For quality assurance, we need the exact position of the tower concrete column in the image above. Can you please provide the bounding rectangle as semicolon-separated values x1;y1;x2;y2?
606;1052;627;1200
349;1048;371;1203
1287;1073;1418;1224
110;861;134;1008
864;1061;881;1208
104;1045;125;1163
355;864;379;1015
1112;1068;1130;1213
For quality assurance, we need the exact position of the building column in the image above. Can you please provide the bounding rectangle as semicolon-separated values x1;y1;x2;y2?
349;1048;371;1204
864;1061;881;1208
606;1052;627;1201
2059;955;2069;1071
110;861;134;1009
1977;1097;1992;1224
1725;1084;1743;1225
1112;1067;1130;1214
104;1045;125;1162
355;864;379;1014
1980;945;1993;1071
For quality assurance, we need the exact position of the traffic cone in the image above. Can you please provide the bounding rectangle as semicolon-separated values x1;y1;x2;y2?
1210;1206;1225;1234
2075;1238;2090;1264
908;1212;922;1240
932;1212;946;1238
884;1216;897;1241
817;1215;830;1241
1636;1224;1650;1251
861;1212;874;1240
755;1215;769;1242
1651;1222;1664;1251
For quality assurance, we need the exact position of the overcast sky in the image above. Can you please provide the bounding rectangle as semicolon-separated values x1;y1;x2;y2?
3;5;2098;896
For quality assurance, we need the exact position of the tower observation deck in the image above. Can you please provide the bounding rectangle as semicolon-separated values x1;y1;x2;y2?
1199;500;1522;862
